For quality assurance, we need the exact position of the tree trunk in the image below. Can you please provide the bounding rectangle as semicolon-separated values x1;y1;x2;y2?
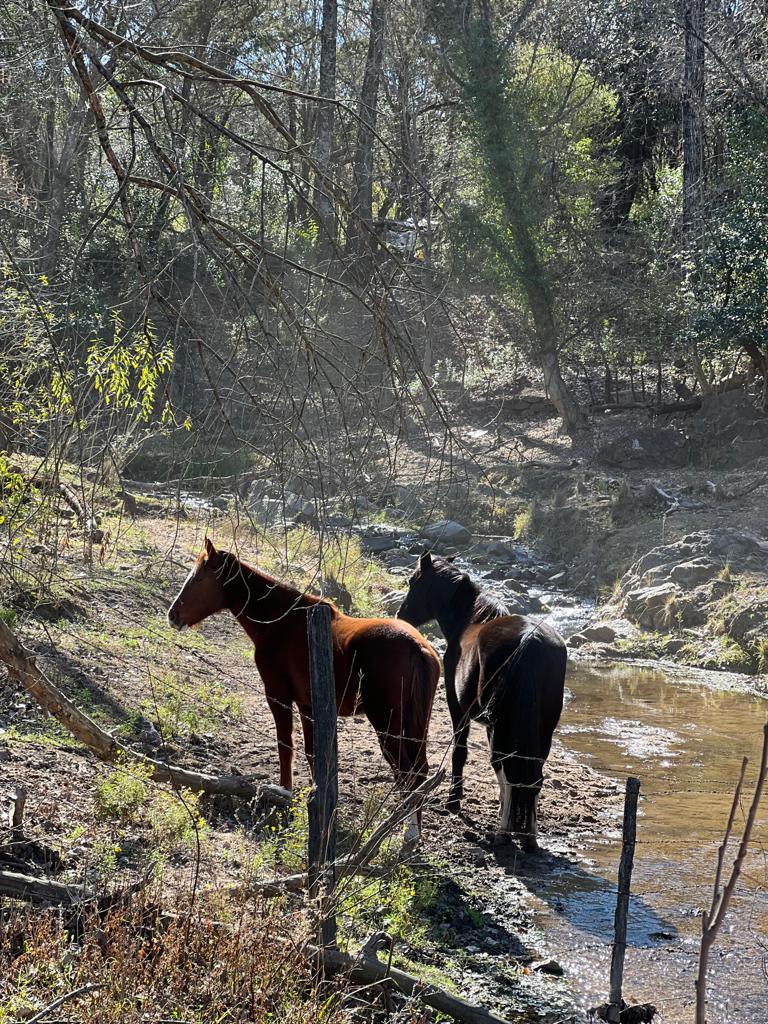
458;4;583;431
682;0;705;246
313;0;337;257
346;0;387;256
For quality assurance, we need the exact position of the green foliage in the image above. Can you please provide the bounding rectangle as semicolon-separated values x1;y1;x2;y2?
141;673;243;740
340;868;438;948
86;312;174;424
94;753;207;850
146;789;208;848
94;753;152;822
688;123;768;363
252;791;310;873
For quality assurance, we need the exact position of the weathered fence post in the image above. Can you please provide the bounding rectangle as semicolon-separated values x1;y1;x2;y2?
306;603;339;951
608;776;641;1023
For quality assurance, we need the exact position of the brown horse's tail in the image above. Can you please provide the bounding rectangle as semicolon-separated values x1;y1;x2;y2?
405;645;439;785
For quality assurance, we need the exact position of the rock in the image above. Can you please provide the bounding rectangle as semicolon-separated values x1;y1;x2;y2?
624;583;678;630
579;623;617;643
380;590;406;616
598;425;692;469
420;520;472;546
246;479;276;504
568;632;589;648
662;638;687;655
360;526;409;553
500;578;530;595
669;558;719;588
247;491;314;526
483;540;521;560
529;957;564;976
383;550;416;569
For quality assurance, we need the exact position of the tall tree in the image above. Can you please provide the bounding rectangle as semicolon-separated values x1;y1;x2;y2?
346;0;387;256
683;0;706;244
683;0;708;392
313;0;338;256
432;0;585;430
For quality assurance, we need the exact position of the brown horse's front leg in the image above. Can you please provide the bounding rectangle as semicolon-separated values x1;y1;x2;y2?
266;696;295;791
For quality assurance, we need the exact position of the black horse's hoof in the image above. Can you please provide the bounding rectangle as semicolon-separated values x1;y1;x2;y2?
446;797;462;814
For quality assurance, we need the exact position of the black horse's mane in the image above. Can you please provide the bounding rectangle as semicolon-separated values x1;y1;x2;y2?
435;560;510;625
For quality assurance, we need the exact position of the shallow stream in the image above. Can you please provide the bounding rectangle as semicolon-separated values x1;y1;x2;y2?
530;662;768;1022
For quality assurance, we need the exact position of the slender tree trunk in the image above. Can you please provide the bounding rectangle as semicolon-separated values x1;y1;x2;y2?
314;0;337;257
683;0;710;394
682;0;705;244
346;0;387;256
457;3;583;430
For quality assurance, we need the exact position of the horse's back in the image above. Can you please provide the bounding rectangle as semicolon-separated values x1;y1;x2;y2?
335;614;439;670
473;614;566;745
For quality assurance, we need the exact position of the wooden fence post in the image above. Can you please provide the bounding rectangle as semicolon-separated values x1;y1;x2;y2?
306;603;339;951
608;776;641;1023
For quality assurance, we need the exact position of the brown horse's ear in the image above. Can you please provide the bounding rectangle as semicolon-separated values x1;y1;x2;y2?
204;537;217;560
419;550;432;570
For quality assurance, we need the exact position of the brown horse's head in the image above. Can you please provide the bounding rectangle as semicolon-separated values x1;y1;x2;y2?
396;550;457;627
167;538;228;630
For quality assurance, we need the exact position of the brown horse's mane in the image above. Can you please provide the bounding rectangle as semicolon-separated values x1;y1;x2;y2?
219;550;338;616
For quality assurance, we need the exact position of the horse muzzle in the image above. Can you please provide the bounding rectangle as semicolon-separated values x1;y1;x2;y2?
167;605;185;630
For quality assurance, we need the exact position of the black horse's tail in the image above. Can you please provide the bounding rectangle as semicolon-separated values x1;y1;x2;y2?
488;623;567;840
405;645;440;782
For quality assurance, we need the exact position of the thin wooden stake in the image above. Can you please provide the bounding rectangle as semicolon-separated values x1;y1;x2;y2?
306;603;338;951
9;784;27;842
608;776;641;1022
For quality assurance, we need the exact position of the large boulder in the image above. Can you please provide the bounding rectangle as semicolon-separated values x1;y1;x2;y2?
419;520;472;546
380;590;407;616
669;558;720;588
247;495;314;527
624;582;678;630
580;623;618;643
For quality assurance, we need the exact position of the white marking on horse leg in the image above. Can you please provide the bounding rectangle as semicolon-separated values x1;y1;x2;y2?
403;809;420;845
493;766;514;841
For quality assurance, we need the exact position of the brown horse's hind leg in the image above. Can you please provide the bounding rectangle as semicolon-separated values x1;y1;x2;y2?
266;695;295;791
298;703;315;778
362;701;421;842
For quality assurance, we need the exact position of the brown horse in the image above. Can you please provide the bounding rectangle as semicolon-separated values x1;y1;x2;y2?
167;540;440;839
397;552;566;853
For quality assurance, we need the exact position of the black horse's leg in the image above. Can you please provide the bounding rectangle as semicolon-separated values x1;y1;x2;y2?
443;658;470;811
447;712;470;811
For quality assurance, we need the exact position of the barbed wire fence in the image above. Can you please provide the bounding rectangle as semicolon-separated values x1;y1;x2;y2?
1;502;768;1024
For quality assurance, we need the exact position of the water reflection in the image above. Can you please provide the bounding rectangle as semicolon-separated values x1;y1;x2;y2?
529;661;768;1022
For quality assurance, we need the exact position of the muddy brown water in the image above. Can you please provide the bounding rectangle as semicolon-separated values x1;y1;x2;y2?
530;661;768;1023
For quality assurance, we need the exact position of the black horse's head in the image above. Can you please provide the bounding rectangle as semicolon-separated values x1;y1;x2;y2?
396;550;459;627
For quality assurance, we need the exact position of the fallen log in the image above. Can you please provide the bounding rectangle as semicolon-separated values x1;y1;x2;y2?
0;868;92;905
0;618;290;806
319;935;516;1024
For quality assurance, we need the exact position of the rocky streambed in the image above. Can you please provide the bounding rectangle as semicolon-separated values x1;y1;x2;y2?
568;527;768;680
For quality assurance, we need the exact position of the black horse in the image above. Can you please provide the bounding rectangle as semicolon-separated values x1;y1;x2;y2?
397;552;566;852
